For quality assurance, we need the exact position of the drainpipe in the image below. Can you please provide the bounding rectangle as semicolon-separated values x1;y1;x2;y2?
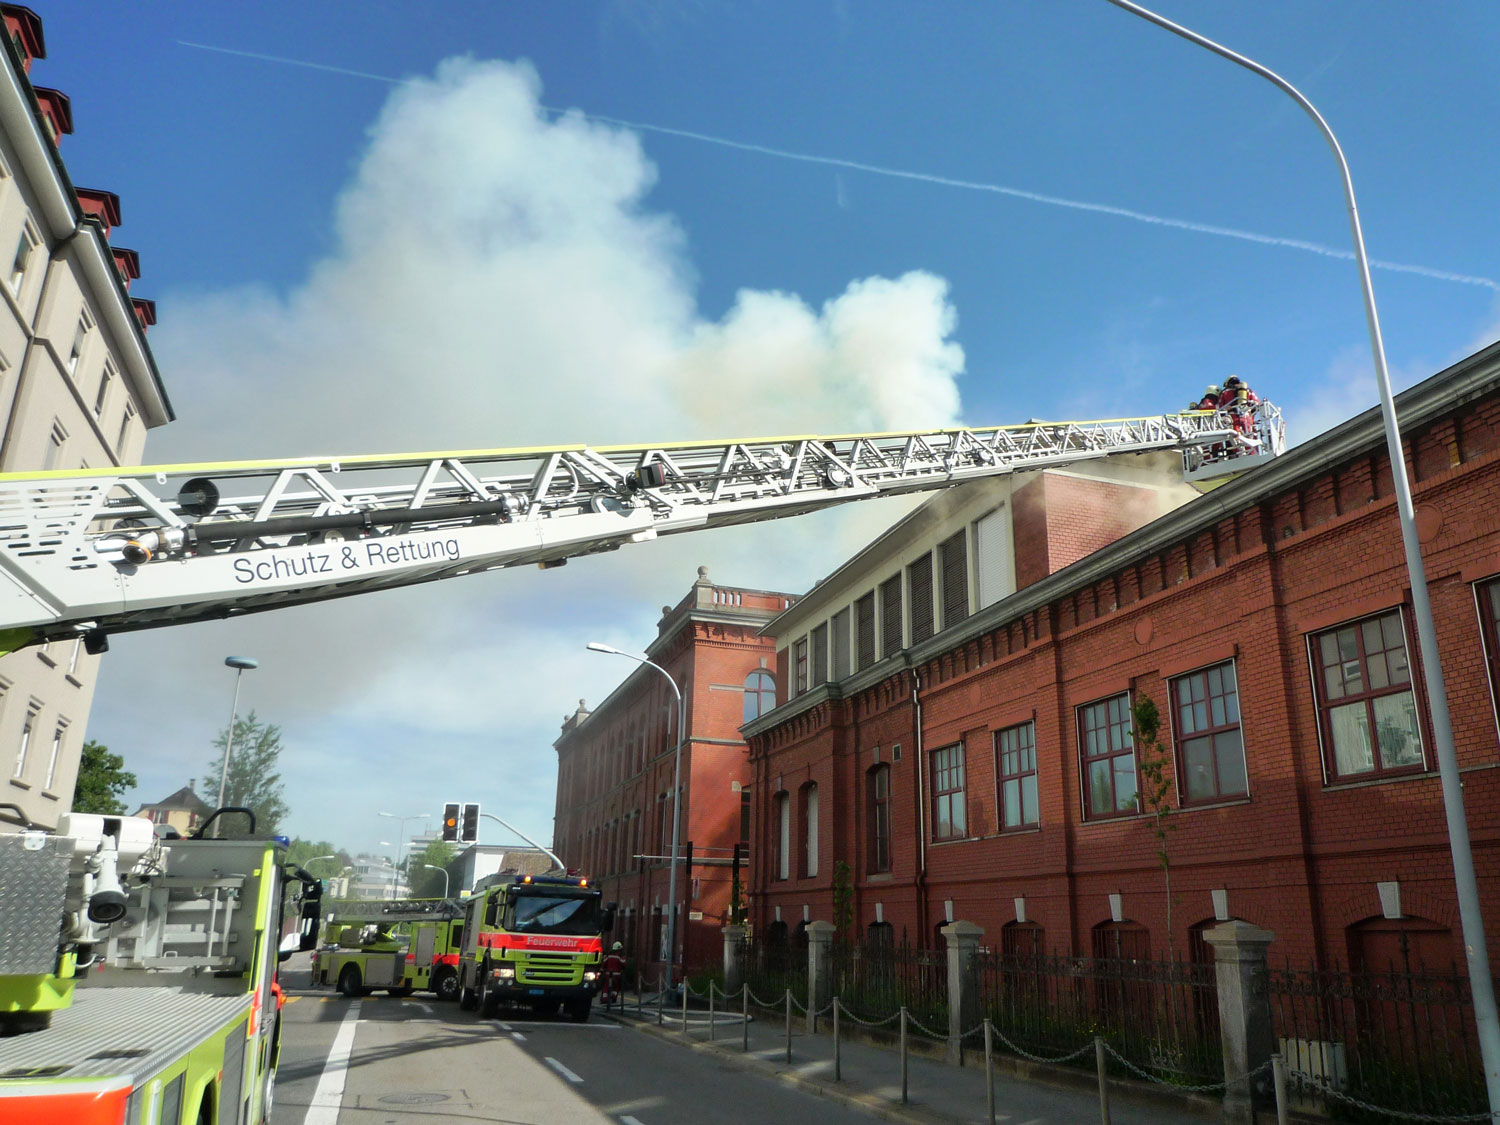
911;665;928;945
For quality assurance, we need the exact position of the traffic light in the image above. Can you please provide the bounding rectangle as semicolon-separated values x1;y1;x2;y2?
441;802;460;842
461;803;480;843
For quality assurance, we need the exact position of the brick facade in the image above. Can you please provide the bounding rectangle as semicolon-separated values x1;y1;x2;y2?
746;341;1500;975
554;567;793;978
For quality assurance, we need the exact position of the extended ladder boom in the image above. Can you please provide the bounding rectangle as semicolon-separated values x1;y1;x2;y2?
322;898;462;924
0;407;1282;648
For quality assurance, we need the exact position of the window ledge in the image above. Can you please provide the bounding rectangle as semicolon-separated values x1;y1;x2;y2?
994;825;1043;837
929;835;978;847
40;789;58;801
864;872;893;883
8;779;30;790
35;652;55;667
64;674;82;688
1078;810;1151;828
1177;796;1253;813
1323;768;1436;793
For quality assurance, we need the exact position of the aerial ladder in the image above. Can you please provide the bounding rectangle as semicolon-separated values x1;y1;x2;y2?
311;897;466;1000
0;402;1283;654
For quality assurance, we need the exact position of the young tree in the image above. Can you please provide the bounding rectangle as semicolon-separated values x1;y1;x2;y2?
199;711;290;836
1132;695;1179;957
285;838;351;882
70;741;137;815
831;859;854;943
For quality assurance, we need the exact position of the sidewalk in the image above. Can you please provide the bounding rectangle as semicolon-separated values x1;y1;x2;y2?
600;992;1221;1125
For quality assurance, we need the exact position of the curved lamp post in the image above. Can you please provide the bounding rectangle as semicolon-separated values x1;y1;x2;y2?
214;656;258;810
422;863;450;899
588;641;686;990
1102;1;1500;1109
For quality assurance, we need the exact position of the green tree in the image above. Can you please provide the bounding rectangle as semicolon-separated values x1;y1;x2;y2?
1131;695;1179;957
831;860;854;943
405;839;456;897
199;711;289;836
285;838;352;883
70;740;137;815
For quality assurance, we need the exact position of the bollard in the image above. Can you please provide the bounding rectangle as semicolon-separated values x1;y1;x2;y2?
900;1006;909;1104
1095;1037;1111;1125
742;984;749;1053
984;1019;995;1125
1272;1053;1288;1125
657;974;665;1026
784;988;792;1064
709;982;716;1042
833;997;842;1082
681;980;689;1034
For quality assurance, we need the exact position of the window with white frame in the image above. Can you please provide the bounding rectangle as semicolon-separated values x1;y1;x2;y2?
8;224;36;297
743;669;776;723
94;360;115;416
793;637;808;695
44;721;66;790
42;421;65;471
116;402;136;454
774;791;791;880
867;764;891;873
14;705;36;779
1311;609;1424;780
799;781;819;878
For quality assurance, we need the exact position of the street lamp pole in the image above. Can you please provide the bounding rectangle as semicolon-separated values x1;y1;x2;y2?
423;863;450;899
215;656;258;810
379;812;428;898
477;810;566;874
588;642;686;991
1102;1;1500;1109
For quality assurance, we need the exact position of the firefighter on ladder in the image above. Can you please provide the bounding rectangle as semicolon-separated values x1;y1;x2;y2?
1218;375;1261;443
600;941;625;1007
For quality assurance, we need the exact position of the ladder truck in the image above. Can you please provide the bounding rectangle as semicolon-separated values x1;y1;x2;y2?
0;806;322;1125
311;897;465;1000
0;399;1283;1116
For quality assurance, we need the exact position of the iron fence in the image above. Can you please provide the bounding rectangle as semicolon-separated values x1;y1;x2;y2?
974;951;1222;1087
828;939;948;1032
1268;959;1485;1120
739;935;807;1007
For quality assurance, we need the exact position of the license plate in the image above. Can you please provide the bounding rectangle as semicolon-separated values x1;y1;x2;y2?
528;988;545;996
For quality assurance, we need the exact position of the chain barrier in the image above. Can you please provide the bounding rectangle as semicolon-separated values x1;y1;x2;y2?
1285;1071;1499;1123
838;1007;903;1029
1098;1040;1255;1094
903;1011;948;1040
986;1024;1096;1066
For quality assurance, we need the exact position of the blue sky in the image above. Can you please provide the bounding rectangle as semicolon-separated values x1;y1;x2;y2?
39;1;1499;862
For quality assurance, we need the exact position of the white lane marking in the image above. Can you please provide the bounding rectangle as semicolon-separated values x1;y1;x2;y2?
304;1000;361;1125
512;1031;528;1042
497;1021;512;1031
414;1001;433;1014
620;1117;647;1125
545;1056;584;1084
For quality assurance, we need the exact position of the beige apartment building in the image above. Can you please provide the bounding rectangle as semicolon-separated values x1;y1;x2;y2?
0;6;170;830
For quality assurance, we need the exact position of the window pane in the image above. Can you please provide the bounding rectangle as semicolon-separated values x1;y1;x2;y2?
1373;691;1422;769
1003;778;1020;827
952;794;966;836
1113;755;1137;812
1020;774;1038;825
1213;730;1247;797
1089;760;1113;814
1183;736;1216;801
1329;701;1374;776
1368;650;1390;691
1362;618;1384;659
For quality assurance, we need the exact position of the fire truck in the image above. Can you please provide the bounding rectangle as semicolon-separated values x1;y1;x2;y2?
0;806;321;1125
457;873;611;1021
311;897;465;1000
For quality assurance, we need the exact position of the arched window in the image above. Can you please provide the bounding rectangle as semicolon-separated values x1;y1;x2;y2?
744;670;777;722
866;919;894;949
799;781;819;878
867;764;891;873
773;791;790;881
1348;914;1456;976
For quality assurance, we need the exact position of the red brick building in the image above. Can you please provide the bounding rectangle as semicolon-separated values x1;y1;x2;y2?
745;341;1500;976
554;567;793;979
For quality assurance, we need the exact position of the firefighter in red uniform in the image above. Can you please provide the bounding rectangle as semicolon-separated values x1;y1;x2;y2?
600;941;625;1007
1217;376;1260;441
1194;384;1220;411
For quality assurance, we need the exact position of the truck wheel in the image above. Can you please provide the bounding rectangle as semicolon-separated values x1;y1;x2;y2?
337;964;363;998
432;967;459;1002
459;984;478;1011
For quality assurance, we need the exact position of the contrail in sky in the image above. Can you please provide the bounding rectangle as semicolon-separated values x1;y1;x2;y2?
178;41;1499;293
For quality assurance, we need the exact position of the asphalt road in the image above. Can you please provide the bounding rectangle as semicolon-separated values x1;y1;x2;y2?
271;977;881;1125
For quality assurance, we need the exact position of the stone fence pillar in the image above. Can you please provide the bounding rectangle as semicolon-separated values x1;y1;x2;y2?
1204;920;1275;1125
722;924;746;997
806;921;837;1032
942;920;984;1065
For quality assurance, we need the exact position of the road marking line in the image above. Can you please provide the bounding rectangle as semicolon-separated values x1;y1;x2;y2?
414;1001;432;1014
304;1000;360;1125
544;1056;583;1084
512;1031;527;1042
497;1021;512;1031
284;996;300;1004
620;1117;646;1124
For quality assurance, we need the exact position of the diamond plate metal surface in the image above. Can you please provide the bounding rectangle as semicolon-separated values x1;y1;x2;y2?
0;832;69;974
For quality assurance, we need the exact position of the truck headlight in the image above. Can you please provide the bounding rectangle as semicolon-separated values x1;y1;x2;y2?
583;971;598;982
497;966;516;979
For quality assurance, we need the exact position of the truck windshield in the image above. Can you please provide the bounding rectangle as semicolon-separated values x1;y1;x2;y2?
507;893;601;936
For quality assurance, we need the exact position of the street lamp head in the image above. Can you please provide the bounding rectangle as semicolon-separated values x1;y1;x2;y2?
586;642;623;656
225;656;258;671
